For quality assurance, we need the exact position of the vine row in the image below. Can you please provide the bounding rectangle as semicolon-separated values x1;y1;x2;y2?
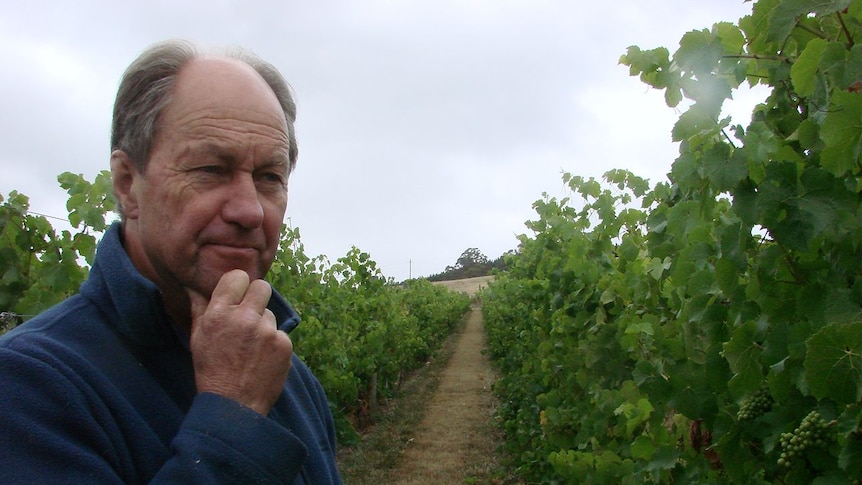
483;1;862;482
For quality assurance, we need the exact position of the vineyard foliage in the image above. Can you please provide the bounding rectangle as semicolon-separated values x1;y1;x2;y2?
0;172;470;443
483;0;862;483
0;171;115;328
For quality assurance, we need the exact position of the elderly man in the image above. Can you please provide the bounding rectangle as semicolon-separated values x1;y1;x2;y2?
0;40;342;484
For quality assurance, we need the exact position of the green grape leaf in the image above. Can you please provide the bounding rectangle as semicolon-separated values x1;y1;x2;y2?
672;104;720;142
713;21;745;56
619;46;673;91
723;321;764;393
715;257;739;295
804;322;862;404
676;29;722;76
646;257;671;280
810;0;853;15
789;119;821;150
812;473;856;485
776;189;840;251
766;0;808;44
703;142;747;192
641;446;680;473
791;38;829;97
839;429;862;478
821;91;862;177
843;44;862;90
630;435;656;461
822;287;862;325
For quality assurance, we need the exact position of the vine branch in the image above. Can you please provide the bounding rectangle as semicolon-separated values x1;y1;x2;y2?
837;11;855;48
794;22;828;40
722;54;791;63
721;128;739;149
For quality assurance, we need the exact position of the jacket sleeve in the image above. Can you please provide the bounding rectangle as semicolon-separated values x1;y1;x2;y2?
151;393;309;483
0;348;308;484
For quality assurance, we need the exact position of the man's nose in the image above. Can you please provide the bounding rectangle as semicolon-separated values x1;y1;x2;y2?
222;175;264;229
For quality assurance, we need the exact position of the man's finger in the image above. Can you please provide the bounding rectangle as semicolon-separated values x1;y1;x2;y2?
210;269;251;306
242;279;273;314
263;308;277;328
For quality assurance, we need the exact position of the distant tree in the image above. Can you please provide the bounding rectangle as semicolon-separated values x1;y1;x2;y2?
429;247;496;281
448;248;489;272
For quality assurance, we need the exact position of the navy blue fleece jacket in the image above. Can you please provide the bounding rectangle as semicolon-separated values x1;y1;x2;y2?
0;223;342;484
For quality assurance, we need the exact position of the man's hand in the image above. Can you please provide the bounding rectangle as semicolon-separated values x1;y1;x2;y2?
187;269;293;415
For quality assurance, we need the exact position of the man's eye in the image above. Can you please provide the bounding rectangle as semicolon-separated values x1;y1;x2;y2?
198;165;223;174
258;172;285;184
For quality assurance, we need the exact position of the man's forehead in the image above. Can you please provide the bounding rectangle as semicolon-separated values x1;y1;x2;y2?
168;57;284;124
158;56;289;149
178;57;266;89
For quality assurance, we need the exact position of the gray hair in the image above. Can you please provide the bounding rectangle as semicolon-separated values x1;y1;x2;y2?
111;39;298;174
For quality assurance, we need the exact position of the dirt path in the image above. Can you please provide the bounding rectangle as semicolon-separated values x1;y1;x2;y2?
387;303;500;484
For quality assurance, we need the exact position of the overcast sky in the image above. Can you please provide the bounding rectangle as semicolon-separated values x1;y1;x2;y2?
0;1;764;282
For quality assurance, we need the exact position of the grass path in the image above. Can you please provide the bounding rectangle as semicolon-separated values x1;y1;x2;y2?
385;304;503;484
338;276;515;484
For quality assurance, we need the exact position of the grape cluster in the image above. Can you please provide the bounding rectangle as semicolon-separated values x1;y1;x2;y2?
737;384;773;420
777;411;832;468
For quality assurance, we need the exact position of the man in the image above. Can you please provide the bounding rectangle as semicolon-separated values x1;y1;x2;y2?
0;40;343;484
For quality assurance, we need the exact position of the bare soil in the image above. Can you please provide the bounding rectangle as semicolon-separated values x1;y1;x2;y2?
431;275;495;297
386;276;503;484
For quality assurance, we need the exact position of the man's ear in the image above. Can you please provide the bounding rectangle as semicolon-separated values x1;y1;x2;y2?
110;150;141;219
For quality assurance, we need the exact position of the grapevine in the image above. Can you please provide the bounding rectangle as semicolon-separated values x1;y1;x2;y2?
483;0;862;483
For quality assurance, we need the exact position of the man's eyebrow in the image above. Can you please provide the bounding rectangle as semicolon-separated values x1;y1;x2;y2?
195;143;236;163
196;143;289;166
260;157;290;170
263;147;292;168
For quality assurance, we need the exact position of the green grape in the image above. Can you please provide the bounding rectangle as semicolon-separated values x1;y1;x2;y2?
737;383;773;421
777;411;833;468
